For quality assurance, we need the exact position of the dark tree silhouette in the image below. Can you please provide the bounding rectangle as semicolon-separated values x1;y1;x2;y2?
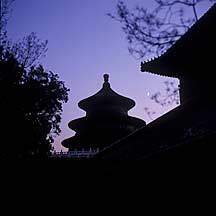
0;0;69;159
0;47;69;159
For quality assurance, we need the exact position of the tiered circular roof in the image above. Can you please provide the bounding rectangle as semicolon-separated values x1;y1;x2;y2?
78;74;135;112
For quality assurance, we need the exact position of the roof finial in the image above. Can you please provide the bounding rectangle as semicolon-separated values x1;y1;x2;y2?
103;74;110;88
103;74;109;83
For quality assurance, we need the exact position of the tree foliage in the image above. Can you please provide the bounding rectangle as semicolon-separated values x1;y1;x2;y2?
0;47;69;159
0;0;69;159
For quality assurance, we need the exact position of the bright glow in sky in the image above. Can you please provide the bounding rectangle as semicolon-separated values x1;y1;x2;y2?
7;0;213;151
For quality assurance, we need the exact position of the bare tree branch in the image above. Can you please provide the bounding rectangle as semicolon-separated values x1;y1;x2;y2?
109;0;216;59
150;81;180;106
10;32;48;68
0;0;48;68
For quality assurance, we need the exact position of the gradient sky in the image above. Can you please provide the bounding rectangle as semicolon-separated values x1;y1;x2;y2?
7;0;213;151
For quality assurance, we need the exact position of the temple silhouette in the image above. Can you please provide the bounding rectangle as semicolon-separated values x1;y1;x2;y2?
57;74;145;158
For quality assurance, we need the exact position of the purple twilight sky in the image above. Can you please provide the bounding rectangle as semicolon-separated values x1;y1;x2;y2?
7;0;213;151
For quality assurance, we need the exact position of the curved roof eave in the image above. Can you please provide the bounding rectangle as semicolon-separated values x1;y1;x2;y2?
140;3;216;77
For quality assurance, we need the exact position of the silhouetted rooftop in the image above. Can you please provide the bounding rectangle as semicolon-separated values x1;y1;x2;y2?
141;3;216;78
78;74;136;112
62;74;146;151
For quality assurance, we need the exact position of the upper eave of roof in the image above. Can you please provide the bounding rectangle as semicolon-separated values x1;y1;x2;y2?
141;3;216;77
